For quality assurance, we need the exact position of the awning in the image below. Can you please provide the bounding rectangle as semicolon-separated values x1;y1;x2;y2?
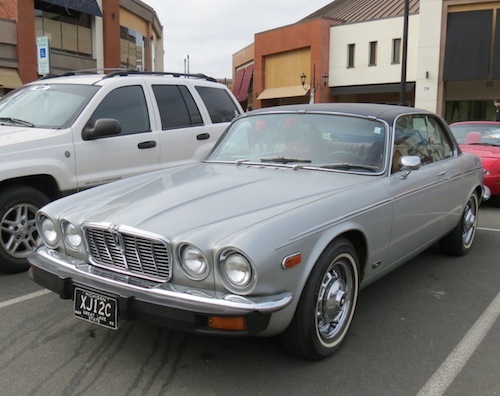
237;64;253;102
330;82;415;96
42;0;102;17
0;68;23;89
257;85;308;100
232;68;245;100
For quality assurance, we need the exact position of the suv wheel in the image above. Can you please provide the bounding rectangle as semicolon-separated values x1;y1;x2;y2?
0;187;50;273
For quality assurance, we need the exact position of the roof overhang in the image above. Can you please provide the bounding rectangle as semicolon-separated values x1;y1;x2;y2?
257;85;309;100
330;82;415;95
41;0;102;17
0;68;23;89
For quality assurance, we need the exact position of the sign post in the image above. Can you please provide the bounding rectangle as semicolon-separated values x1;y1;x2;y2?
36;36;50;76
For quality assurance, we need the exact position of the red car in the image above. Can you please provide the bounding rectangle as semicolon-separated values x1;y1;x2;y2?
449;121;500;200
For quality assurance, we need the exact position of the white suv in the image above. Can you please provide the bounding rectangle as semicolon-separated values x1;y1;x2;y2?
0;71;243;273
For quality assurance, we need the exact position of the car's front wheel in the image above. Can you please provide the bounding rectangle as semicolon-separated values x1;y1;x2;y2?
439;192;479;256
280;237;360;360
0;187;49;273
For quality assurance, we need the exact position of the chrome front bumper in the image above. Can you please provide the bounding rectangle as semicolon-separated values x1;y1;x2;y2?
28;246;293;334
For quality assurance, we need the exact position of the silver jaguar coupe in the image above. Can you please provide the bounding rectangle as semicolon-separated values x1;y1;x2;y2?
28;103;489;360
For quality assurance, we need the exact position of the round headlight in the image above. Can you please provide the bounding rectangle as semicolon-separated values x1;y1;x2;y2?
39;216;59;248
179;244;208;280
62;221;82;249
220;252;253;290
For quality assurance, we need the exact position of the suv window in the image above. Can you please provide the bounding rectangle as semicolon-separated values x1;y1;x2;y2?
0;84;98;128
195;86;239;123
152;85;203;130
90;85;150;135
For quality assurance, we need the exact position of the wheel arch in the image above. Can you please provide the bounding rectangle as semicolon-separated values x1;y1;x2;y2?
328;230;368;278
0;175;63;201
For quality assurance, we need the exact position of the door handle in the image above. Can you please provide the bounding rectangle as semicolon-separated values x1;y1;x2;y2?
437;170;449;179
138;141;157;149
197;133;210;140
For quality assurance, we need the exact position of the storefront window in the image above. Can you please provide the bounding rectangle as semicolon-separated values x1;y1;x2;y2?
34;1;92;57
120;27;145;71
445;101;490;123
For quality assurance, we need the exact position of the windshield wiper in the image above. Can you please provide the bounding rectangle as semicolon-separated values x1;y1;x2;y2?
468;142;500;146
0;117;35;127
320;163;379;171
261;156;312;164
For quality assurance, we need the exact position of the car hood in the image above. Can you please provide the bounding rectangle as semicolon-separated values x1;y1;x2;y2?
0;125;62;148
49;162;377;239
460;144;500;159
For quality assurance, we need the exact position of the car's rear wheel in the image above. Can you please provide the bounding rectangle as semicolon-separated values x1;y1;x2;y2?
439;192;479;256
0;187;50;273
280;238;360;360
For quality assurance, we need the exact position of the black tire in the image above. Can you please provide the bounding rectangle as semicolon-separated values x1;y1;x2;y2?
439;192;479;256
280;238;360;360
0;186;50;273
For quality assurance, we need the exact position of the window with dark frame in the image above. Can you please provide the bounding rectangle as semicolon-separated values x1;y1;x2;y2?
34;0;92;57
120;26;145;71
195;86;240;123
152;85;203;130
369;41;377;66
392;38;402;64
90;86;150;136
347;44;355;68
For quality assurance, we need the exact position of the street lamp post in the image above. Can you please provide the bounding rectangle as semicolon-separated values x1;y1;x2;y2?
300;64;328;104
399;0;409;106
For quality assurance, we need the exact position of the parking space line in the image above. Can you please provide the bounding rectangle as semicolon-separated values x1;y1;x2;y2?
417;290;500;396
0;289;51;309
477;226;500;232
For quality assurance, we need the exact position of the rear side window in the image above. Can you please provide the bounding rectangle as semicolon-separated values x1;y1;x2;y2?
195;86;240;123
152;85;203;130
90;85;150;135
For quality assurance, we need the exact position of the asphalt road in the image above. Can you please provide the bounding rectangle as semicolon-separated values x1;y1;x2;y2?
1;204;499;396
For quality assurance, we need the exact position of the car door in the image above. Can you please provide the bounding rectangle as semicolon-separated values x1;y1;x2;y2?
152;84;239;165
73;84;161;190
383;114;451;266
424;116;471;231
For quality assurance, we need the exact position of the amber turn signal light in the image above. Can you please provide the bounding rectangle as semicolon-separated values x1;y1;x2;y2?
208;316;247;331
282;252;302;269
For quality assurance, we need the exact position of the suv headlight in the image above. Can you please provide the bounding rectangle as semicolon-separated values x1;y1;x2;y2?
178;244;209;280
61;221;82;250
37;214;59;248
219;249;256;294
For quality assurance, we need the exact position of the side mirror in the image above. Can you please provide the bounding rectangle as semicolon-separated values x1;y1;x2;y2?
82;118;121;140
399;155;421;179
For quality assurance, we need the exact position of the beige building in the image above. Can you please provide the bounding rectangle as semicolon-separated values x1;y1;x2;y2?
233;0;500;121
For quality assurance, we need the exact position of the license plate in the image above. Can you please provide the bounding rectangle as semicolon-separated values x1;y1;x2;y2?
74;287;118;330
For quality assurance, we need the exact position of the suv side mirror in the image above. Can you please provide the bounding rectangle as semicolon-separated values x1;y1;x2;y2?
82;118;121;140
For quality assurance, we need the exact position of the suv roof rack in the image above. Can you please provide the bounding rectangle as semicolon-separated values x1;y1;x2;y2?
38;69;217;82
102;70;218;82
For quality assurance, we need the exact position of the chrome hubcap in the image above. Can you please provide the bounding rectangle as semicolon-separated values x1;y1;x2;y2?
316;258;354;341
462;196;478;247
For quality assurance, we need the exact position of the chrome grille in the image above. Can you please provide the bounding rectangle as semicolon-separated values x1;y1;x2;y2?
83;223;171;281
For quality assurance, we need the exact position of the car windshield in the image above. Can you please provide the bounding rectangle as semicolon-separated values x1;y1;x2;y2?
0;84;100;129
450;123;500;146
207;112;387;173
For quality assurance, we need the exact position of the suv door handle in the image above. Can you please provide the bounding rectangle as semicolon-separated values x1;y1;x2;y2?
197;133;210;140
138;141;157;149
